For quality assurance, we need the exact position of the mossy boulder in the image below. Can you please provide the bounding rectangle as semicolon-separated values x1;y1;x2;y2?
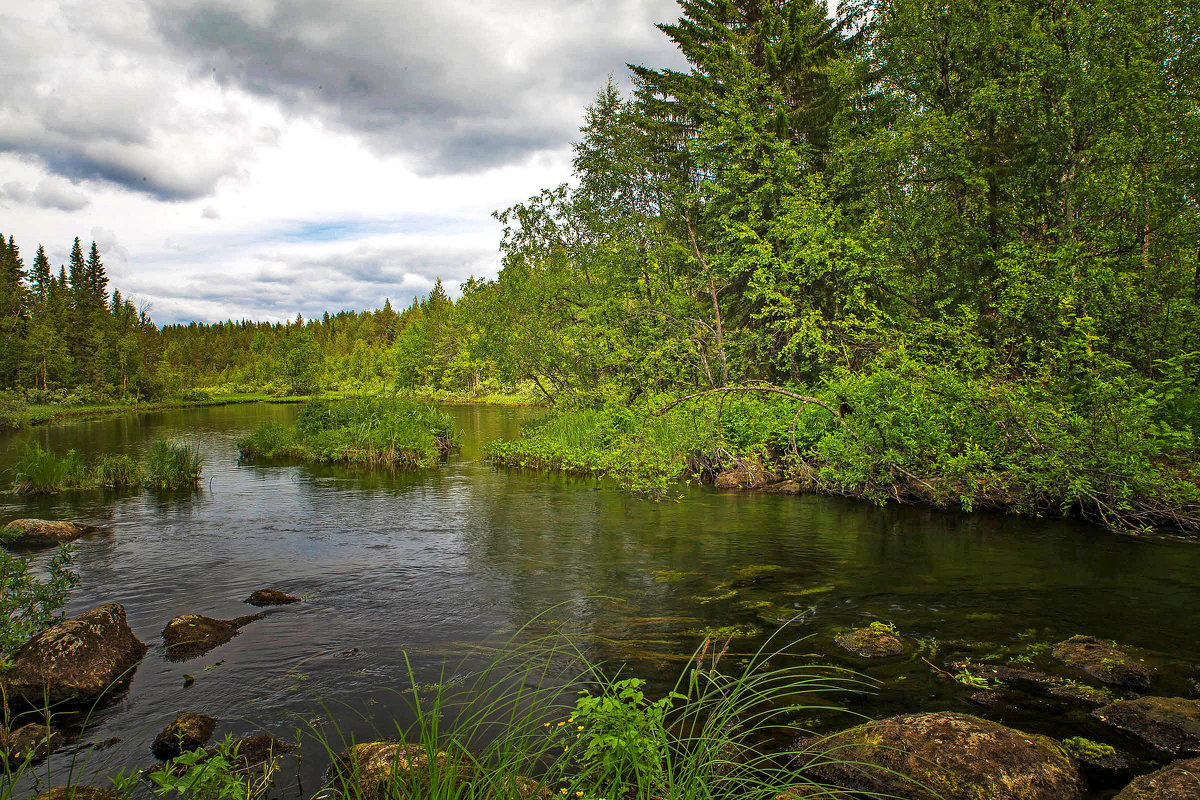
1113;757;1200;799
1049;683;1115;706
34;788;121;800
218;733;293;768
244;589;299;607
2;519;100;548
152;711;217;759
1;722;63;765
162;613;261;661
2;602;147;707
949;660;1063;688
791;711;1085;800
325;742;546;800
1094;697;1200;756
1053;636;1153;689
763;480;803;495
834;623;905;658
775;786;856;799
714;461;779;489
1062;736;1131;787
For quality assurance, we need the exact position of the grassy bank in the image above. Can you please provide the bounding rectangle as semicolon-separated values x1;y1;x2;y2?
7;440;203;495
237;397;456;468
488;367;1200;537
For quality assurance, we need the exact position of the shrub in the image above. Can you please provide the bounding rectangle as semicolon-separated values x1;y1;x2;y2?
10;443;88;495
0;391;29;432
0;544;78;660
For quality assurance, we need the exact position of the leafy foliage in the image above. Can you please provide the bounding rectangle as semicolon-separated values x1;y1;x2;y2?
0;544;78;661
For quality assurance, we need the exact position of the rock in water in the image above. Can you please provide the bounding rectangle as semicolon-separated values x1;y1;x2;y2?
2;519;100;548
1052;635;1153;689
244;589;299;607
161;613;261;661
792;711;1085;800
1094;697;1200;756
34;789;121;800
834;624;905;658
152;712;217;760
1;722;63;765
1113;757;1200;799
3;603;147;707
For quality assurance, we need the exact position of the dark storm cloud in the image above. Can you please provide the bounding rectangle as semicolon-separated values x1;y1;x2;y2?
152;0;685;174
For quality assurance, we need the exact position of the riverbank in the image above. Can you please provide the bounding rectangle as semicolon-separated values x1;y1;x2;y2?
486;392;1200;539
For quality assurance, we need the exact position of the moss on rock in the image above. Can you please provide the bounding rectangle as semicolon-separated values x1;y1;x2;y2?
1052;636;1153;689
152;711;217;760
792;711;1085;800
34;788;121;800
834;623;905;658
162;613;261;661
1;519;99;548
1;722;63;765
1094;697;1200;756
243;589;299;607
2;602;147;708
1112;756;1200;799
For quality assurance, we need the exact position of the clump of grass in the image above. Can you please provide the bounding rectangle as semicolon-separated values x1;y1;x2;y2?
95;454;143;489
145;439;203;490
10;443;88;495
238;397;456;468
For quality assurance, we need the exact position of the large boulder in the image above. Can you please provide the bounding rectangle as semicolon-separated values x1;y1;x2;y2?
1094;697;1200;756
1113;757;1200;799
791;712;1085;800
152;712;217;760
162;613;261;661
1053;636;1153;689
2;519;100;549
3;602;147;708
244;589;299;607
834;624;905;658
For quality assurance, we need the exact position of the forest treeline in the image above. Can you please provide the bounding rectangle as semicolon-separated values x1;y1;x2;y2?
2;0;1199;530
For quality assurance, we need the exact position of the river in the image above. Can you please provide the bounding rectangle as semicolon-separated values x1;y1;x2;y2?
2;402;1197;798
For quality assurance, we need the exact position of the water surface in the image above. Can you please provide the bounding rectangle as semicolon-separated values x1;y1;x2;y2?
2;403;1197;797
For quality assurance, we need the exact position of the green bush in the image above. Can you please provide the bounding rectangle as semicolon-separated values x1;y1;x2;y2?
10;443;89;495
0;391;29;432
0;544;78;661
145;439;203;490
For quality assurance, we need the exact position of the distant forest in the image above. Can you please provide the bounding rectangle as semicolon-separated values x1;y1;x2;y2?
2;0;1198;523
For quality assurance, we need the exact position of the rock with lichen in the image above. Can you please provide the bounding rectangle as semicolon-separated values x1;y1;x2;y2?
2;519;100;549
1;722;63;765
325;742;547;800
2;602;147;708
1052;636;1153;689
834;623;905;658
1094;697;1200;756
152;712;217;759
33;788;121;800
1112;757;1200;799
161;613;261;661
243;589;299;607
791;711;1085;800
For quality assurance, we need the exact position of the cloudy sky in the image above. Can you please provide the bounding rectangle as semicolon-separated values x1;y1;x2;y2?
0;0;685;324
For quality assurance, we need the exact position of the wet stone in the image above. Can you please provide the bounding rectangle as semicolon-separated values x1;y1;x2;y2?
1094;697;1200;756
1;722;63;765
152;712;217;760
162;613;261;661
834;624;905;658
1;519;100;548
1053;636;1153;690
244;589;299;607
1113;757;1200;800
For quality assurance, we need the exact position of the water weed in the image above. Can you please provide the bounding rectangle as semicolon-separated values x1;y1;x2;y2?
145;439;203;490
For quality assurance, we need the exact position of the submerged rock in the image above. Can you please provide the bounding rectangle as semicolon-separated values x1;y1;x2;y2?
834;623;905;658
1113;756;1200;799
949;660;1062;688
34;788;121;800
152;712;217;760
220;733;293;768
791;711;1085;800
1049;683;1115;706
162;613;261;661
1053;636;1153;689
1;722;63;765
1094;697;1200;756
3;602;147;707
763;480;803;495
244;589;299;607
2;519;100;548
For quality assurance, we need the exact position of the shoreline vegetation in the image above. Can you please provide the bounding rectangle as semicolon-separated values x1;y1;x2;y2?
236;397;457;469
6;439;203;495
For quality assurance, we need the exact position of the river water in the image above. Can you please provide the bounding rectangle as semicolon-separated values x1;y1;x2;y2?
2;403;1198;798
